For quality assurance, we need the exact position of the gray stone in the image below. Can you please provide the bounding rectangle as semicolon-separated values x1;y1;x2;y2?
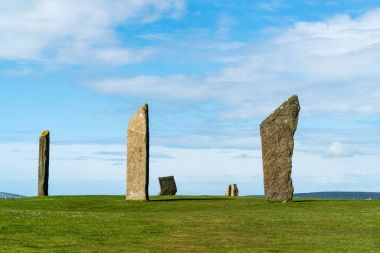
260;95;300;201
225;184;239;196
158;176;177;196
126;104;149;200
38;130;50;196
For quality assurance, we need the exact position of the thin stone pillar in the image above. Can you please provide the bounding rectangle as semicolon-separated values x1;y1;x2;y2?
38;130;50;196
126;104;149;200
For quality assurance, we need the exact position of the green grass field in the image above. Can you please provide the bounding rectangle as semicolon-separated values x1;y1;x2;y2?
0;196;379;252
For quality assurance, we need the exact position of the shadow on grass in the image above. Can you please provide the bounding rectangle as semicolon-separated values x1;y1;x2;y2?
151;198;230;202
292;199;322;203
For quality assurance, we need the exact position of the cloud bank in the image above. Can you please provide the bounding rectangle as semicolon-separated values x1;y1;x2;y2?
88;8;380;118
0;0;185;64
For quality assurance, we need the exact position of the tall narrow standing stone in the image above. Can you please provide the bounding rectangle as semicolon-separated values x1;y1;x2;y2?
38;130;50;196
126;104;149;200
260;95;300;201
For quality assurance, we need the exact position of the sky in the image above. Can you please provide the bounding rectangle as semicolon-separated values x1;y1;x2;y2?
1;0;380;196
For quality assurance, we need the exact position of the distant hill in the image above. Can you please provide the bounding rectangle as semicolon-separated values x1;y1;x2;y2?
0;192;24;199
295;192;380;199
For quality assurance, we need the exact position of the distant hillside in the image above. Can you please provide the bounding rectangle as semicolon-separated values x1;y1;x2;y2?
295;192;380;199
0;192;24;199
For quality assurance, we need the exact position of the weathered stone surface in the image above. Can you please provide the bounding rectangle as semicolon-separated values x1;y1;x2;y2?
126;104;149;200
225;184;239;196
158;176;177;196
38;130;50;196
260;95;300;201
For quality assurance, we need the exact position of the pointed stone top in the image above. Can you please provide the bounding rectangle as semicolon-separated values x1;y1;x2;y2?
141;103;148;110
278;95;299;110
40;130;49;137
133;104;148;116
261;95;300;127
287;94;298;102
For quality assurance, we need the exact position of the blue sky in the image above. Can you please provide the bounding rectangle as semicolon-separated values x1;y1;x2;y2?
1;0;380;196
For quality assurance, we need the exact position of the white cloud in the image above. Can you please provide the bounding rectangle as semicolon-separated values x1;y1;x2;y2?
275;11;380;57
88;75;209;100
292;150;380;192
325;142;357;157
0;0;185;64
88;8;380;118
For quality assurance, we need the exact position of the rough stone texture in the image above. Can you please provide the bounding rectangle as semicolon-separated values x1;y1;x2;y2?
260;95;300;201
158;176;177;196
225;184;239;196
126;104;149;200
38;130;50;196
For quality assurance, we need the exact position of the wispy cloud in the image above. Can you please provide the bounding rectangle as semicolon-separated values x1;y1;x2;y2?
0;0;185;65
216;13;236;37
94;151;125;156
87;75;209;100
234;153;260;159
151;152;175;160
86;8;380;118
325;142;358;157
256;1;286;12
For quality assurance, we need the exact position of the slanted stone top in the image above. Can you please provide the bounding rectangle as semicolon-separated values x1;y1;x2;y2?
260;95;300;131
41;130;49;137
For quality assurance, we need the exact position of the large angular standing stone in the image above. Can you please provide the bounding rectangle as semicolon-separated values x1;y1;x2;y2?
260;95;300;201
126;104;149;200
158;176;177;196
38;130;50;196
225;184;239;196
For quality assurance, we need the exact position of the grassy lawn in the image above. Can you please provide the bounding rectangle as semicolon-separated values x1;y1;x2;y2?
0;196;379;252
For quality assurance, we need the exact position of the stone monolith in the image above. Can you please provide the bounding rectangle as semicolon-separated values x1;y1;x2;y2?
225;184;239;196
158;176;177;196
260;95;300;201
126;104;149;200
38;130;50;196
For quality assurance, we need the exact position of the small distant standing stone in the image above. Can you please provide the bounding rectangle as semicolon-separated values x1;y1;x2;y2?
260;95;300;201
158;176;177;196
225;184;239;196
126;104;149;201
38;130;50;196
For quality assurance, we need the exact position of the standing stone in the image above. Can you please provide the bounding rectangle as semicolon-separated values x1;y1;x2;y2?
260;95;300;201
225;184;239;196
38;130;50;196
126;104;149;200
158;176;177;196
